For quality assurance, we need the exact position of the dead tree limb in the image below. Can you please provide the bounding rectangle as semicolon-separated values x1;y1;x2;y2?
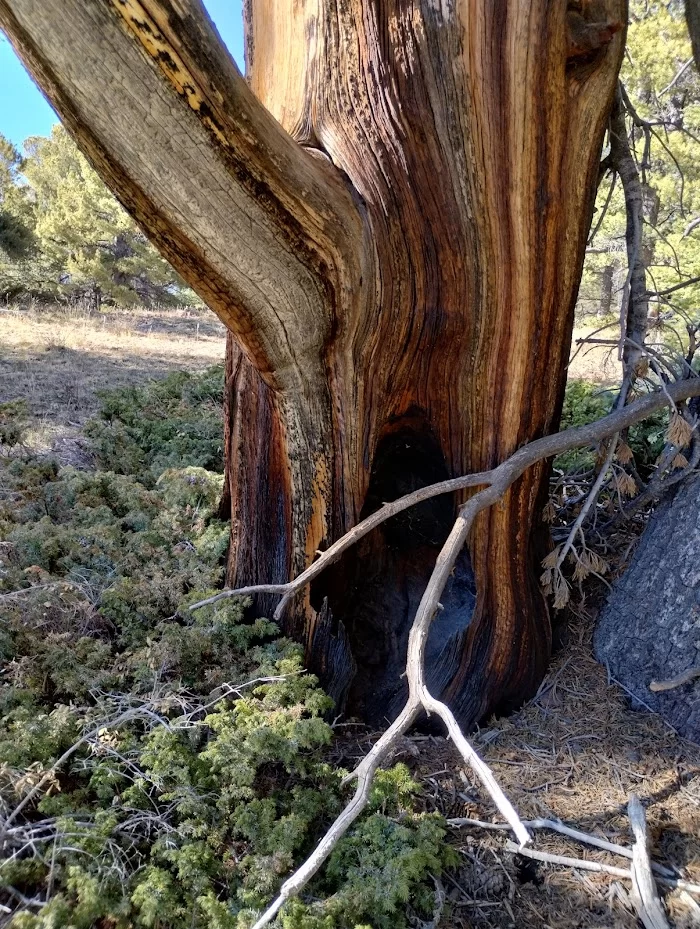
610;84;648;372
250;490;531;929
504;841;700;896
448;816;675;878
628;795;671;929
647;274;700;299
658;57;694;96
221;376;700;929
190;376;700;618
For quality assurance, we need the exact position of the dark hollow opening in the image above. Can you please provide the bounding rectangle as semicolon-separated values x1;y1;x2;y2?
310;411;476;725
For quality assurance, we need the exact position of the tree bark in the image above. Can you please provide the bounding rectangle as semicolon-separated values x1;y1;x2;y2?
686;0;700;73
0;0;626;726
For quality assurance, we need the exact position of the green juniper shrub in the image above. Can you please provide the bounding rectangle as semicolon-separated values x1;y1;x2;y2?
0;399;30;449
555;379;671;476
554;380;614;473
84;365;225;485
0;367;455;928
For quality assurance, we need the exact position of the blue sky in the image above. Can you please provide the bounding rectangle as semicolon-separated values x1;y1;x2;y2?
0;0;244;148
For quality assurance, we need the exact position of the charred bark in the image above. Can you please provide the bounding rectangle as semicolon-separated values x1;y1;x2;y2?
0;0;627;727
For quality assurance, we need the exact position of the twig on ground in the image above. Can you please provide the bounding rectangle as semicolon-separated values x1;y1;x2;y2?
649;667;700;692
0;707;149;845
421;875;446;929
0;581;78;602
627;794;670;929
448;816;675;877
504;841;700;897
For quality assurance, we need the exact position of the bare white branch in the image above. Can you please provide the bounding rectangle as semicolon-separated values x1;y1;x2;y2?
191;376;700;617
448;816;676;877
228;377;700;928
628;794;671;929
504;841;700;897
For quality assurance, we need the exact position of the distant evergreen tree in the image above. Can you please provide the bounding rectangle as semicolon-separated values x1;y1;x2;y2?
578;1;700;325
0;135;34;262
0;126;198;307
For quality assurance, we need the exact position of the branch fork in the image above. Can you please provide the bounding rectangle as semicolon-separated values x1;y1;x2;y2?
190;377;700;929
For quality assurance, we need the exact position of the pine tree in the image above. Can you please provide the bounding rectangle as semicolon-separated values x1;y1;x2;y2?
0;134;34;262
1;126;198;307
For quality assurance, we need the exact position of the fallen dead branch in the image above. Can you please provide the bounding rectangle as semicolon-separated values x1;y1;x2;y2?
0;707;149;846
201;377;700;929
503;841;700;897
447;816;675;878
628;794;670;929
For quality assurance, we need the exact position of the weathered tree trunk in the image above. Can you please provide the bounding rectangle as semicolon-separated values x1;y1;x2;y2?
686;0;700;71
595;472;700;742
0;0;626;726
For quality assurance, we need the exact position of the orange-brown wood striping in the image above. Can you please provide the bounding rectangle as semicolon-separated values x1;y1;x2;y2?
240;0;626;721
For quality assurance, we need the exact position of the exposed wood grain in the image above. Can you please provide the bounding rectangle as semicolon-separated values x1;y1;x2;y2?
0;0;364;385
235;0;629;723
628;794;671;929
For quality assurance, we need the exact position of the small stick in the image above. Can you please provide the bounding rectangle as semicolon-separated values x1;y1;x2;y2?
448;816;675;877
0;707;146;844
628;794;670;929
649;667;700;692
504;840;630;877
504;841;700;897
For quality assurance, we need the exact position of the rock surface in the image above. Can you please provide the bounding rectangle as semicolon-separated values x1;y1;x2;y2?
595;473;700;742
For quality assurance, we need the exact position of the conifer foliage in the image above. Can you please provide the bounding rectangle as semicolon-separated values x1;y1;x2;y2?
0;372;454;928
0;126;195;307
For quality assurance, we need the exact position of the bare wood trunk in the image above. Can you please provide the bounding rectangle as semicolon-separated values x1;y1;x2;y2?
1;0;626;727
224;1;627;722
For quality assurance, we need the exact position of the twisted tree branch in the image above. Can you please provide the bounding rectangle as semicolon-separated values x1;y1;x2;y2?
206;376;700;929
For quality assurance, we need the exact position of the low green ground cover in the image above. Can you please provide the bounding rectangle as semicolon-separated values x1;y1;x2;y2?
0;369;454;928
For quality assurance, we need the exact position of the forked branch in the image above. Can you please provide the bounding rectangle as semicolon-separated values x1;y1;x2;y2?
197;376;700;929
191;376;700;617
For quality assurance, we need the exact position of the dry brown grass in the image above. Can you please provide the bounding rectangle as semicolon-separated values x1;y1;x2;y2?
0;301;226;464
568;320;623;385
443;618;700;929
